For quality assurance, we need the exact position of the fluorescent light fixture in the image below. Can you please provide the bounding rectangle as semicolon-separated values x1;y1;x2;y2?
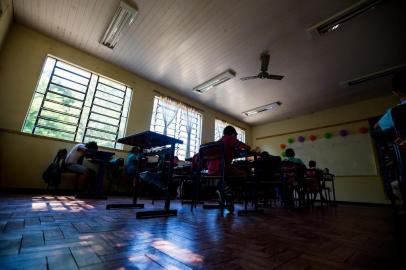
340;64;406;87
101;1;137;49
193;69;236;93
242;101;281;116
307;0;383;38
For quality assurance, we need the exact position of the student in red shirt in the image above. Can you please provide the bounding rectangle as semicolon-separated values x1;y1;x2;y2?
207;125;250;176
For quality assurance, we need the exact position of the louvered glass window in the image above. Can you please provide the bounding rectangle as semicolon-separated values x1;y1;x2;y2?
22;56;132;149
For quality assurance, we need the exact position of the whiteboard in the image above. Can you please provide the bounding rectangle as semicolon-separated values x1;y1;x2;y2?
290;134;377;176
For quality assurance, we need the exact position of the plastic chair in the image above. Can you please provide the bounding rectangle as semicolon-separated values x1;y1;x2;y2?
280;161;306;208
256;155;282;207
192;142;226;211
304;168;324;207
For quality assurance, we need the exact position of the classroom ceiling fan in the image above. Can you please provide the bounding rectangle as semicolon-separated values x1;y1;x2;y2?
240;53;284;81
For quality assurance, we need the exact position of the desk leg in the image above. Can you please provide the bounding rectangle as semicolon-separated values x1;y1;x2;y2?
237;180;264;216
106;176;144;209
238;156;264;216
136;143;178;219
331;178;337;206
76;162;107;200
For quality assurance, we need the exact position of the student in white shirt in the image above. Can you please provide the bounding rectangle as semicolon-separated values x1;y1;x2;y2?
65;141;98;192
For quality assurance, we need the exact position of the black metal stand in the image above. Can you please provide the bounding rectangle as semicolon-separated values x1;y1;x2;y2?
106;167;144;209
136;143;178;219
105;188;144;209
105;131;182;218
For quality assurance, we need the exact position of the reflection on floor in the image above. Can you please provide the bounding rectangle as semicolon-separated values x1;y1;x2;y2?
0;195;402;269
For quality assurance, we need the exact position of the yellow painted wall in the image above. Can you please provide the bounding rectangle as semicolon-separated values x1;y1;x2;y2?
0;23;251;190
252;96;399;204
0;0;12;50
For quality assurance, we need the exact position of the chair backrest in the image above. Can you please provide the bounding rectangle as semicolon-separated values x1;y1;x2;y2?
56;149;68;169
281;160;304;185
305;168;322;192
199;142;225;162
43;149;67;187
392;103;406;138
198;142;225;177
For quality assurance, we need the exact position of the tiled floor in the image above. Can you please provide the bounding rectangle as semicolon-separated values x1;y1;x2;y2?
0;195;403;269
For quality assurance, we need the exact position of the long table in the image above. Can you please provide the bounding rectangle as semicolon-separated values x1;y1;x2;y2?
106;131;182;219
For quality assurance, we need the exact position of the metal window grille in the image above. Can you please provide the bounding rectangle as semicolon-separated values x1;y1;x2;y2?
150;96;202;160
214;119;246;143
22;56;132;149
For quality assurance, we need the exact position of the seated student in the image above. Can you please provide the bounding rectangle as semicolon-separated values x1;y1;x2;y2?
375;71;406;148
122;146;144;189
305;160;323;194
376;71;406;131
65;141;98;192
284;148;305;166
139;148;172;190
207;125;251;176
126;146;144;177
308;160;318;169
208;126;251;212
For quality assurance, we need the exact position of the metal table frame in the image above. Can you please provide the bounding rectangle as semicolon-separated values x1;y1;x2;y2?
106;131;182;219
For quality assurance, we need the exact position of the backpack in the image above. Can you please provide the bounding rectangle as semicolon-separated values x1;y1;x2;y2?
43;149;67;187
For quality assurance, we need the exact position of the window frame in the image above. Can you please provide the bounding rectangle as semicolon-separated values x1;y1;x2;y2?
149;96;202;160
22;55;133;150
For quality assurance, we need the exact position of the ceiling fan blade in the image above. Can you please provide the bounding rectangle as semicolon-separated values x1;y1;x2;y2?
260;53;270;72
240;75;259;81
268;74;284;80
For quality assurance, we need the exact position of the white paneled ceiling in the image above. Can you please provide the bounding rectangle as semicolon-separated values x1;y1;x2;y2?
13;0;406;124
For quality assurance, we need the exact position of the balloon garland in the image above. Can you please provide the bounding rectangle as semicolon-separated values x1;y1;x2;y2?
283;126;369;146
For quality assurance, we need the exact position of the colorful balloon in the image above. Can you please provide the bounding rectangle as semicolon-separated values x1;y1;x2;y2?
280;144;287;150
287;138;294;144
298;136;305;142
281;151;286;157
324;132;332;139
309;134;317;141
339;129;349;137
358;126;369;134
